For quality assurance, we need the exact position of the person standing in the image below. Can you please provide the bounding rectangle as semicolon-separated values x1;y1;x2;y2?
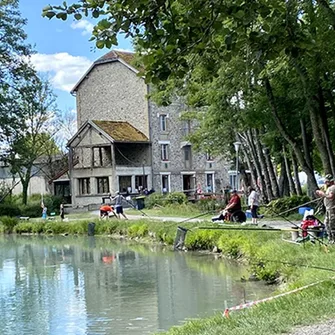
60;203;65;221
111;191;128;219
248;187;260;225
41;203;47;221
316;174;335;244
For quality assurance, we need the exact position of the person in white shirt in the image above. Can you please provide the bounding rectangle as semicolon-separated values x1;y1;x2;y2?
248;187;260;225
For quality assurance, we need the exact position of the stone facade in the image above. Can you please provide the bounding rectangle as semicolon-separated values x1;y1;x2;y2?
69;51;230;207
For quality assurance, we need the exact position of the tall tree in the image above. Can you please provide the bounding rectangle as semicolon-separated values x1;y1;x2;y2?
3;78;60;205
0;0;35;139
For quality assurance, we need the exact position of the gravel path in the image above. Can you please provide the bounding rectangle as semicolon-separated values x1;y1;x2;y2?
287;319;335;335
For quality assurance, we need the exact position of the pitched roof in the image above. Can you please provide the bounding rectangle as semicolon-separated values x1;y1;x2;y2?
71;50;140;94
92;120;149;142
96;50;136;66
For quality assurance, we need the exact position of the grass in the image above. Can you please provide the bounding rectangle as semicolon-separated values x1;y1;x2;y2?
158;281;335;335
1;209;335;335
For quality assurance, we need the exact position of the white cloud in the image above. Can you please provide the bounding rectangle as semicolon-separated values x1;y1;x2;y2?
29;53;92;92
70;19;94;36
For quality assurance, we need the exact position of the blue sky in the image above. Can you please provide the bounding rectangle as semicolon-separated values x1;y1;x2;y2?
20;0;134;112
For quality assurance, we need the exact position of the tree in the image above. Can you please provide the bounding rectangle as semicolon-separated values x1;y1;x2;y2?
0;0;35;140
43;0;335;198
3;78;60;205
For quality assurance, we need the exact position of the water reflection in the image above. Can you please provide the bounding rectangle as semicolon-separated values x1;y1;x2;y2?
0;235;274;335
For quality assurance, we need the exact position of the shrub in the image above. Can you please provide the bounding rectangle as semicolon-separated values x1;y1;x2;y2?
0;203;21;217
165;192;187;205
20;203;43;218
145;193;166;208
0;216;19;233
196;198;223;212
264;195;311;216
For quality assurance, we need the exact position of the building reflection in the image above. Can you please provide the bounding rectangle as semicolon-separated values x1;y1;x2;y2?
0;235;273;335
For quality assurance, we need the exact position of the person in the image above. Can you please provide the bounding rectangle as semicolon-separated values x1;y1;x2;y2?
41;203;47;221
60;203;65;221
111;191;128;219
99;204;117;219
225;190;242;219
316;174;335;243
248;187;260;225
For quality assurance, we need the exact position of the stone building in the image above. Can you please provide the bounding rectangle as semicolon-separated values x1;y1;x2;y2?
68;50;229;207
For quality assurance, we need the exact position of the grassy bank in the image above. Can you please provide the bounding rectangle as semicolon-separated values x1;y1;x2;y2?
1;216;335;334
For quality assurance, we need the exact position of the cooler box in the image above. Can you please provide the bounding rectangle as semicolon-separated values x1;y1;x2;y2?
298;207;312;216
245;210;252;218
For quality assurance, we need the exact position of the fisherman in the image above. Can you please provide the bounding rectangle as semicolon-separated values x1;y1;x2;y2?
99;204;117;220
111;191;128;220
316;174;335;244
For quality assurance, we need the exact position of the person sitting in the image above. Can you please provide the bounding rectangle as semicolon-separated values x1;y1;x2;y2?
212;190;245;223
99;204;117;220
224;190;242;220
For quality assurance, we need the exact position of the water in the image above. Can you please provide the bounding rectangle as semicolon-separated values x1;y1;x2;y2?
0;235;274;335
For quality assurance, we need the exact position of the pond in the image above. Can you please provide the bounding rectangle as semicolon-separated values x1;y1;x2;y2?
0;235;274;334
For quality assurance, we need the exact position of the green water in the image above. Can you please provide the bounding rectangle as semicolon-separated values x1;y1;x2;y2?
0;235;274;334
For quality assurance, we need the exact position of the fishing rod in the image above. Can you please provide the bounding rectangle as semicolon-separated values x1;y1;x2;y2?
124;198;151;218
276;198;322;216
178;211;214;224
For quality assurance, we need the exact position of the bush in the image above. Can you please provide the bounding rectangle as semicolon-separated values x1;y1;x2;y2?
145;193;166;208
196;198;224;212
264;195;311;216
165;192;187;205
20;203;43;218
0;216;19;233
0;203;21;217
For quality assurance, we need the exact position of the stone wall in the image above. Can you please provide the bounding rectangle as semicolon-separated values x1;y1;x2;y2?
75;62;149;137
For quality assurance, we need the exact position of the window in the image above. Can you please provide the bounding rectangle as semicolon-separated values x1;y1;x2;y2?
206;152;214;161
183;120;191;136
184;145;192;169
159;114;167;131
78;178;90;195
119;176;132;193
206;173;214;193
97;177;109;194
161;174;170;193
161;144;169;161
135;175;148;190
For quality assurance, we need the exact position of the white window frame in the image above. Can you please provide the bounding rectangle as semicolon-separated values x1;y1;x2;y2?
160;173;171;193
159;114;167;131
161;144;169;161
205;172;215;193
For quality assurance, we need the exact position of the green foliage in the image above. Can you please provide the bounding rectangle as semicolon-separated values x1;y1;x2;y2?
196;197;224;212
0;216;19;233
264;195;311;216
128;223;149;238
0;203;21;217
145;193;165;208
20;203;43;218
165;192;187;205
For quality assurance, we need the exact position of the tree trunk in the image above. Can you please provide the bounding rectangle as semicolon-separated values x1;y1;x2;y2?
264;77;319;195
263;146;280;198
246;130;267;202
253;129;274;200
291;150;303;195
283;146;296;195
20;168;31;205
278;158;290;197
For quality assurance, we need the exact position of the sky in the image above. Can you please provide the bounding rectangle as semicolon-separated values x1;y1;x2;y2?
19;0;134;112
